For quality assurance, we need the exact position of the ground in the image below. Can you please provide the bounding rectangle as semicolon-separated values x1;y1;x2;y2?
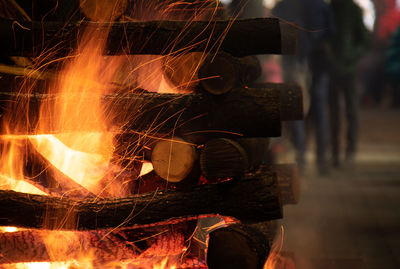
279;107;400;269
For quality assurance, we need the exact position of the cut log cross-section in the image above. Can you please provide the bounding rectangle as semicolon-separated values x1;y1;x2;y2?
151;137;198;183
200;137;270;179
207;224;272;269
198;53;262;95
164;52;262;95
0;171;282;230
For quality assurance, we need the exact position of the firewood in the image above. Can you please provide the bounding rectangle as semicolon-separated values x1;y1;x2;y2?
207;223;271;269
109;85;281;136
0;87;282;137
162;52;205;92
252;82;303;121
200;138;270;179
163;52;261;94
0;229;137;264
200;141;300;205
151;137;198;183
272;164;300;205
247;220;280;245
0;18;297;57
0;219;196;264
197;53;261;95
0;171;282;230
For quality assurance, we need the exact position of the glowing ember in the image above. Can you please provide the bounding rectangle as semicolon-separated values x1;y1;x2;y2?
0;227;18;233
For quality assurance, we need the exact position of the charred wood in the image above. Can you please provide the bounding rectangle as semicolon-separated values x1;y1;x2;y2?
198;53;262;95
0;18;297;57
0;220;196;264
0;87;282;137
200;141;300;205
207;223;271;269
200;138;270;179
252;82;304;121
0;171;282;230
0;229;137;264
164;52;261;95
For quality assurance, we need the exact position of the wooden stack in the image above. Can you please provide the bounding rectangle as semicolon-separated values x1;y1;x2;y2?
0;2;301;268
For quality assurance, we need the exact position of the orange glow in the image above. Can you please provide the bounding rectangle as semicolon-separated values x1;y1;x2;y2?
3;262;90;269
153;257;177;269
264;226;295;269
0;137;47;195
140;161;154;176
33;23;122;197
0;226;18;233
29;134;111;195
0;1;226;268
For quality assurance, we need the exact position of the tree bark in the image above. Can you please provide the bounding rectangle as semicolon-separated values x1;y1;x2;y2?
0;171;282;230
252;82;304;121
0;18;297;57
0;87;282;137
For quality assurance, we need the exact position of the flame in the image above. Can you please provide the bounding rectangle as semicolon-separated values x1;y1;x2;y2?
153;257;177;269
2;260;95;269
263;226;296;269
33;24;122;196
0;226;18;233
0;1;227;268
0;137;47;195
140;162;154;176
29;134;111;195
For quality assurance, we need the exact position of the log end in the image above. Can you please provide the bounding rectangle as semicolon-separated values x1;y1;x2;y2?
200;138;248;180
198;54;237;95
163;53;203;91
207;224;270;269
151;137;197;183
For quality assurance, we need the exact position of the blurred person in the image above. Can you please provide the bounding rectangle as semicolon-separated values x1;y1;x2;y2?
272;0;335;174
360;0;400;107
386;25;400;107
329;0;370;167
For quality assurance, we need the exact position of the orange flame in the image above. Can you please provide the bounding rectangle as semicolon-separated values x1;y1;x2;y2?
0;1;226;268
264;226;296;269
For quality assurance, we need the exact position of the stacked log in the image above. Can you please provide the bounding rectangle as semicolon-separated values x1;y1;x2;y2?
0;18;297;57
0;86;292;137
0;10;303;269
